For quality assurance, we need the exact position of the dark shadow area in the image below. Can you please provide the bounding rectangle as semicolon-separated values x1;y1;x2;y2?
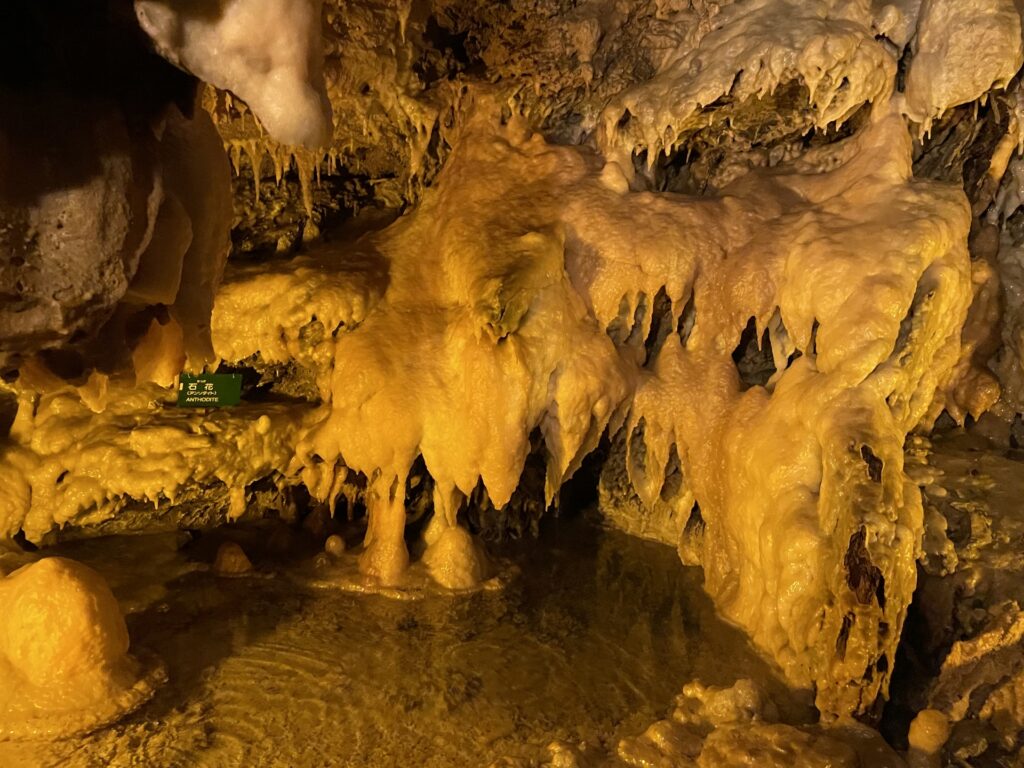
731;316;776;390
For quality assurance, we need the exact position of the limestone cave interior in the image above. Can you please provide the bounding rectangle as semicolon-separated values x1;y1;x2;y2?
2;0;1024;765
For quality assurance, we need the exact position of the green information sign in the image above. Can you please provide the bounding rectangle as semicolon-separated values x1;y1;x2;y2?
177;374;243;407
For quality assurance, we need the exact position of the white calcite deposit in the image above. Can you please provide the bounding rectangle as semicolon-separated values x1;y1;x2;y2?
134;0;333;148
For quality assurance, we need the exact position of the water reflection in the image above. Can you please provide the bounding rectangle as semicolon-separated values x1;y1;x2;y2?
2;513;797;767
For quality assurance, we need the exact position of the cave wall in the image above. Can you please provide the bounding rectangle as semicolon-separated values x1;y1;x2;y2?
2;0;1024;728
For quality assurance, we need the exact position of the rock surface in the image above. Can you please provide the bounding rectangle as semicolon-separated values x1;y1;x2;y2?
0;557;163;740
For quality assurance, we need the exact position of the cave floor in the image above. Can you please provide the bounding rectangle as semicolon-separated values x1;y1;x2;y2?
0;515;798;768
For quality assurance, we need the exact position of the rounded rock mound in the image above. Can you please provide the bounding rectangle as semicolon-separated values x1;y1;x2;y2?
0;557;165;740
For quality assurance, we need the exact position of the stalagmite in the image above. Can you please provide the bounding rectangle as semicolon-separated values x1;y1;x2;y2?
422;484;490;590
907;710;950;768
324;534;346;557
0;558;163;740
358;472;411;586
617;679;906;767
213;541;253;576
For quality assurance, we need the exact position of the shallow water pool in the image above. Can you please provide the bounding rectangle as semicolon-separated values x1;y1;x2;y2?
2;514;795;767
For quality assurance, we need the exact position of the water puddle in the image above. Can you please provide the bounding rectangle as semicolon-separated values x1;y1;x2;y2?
2;514;799;767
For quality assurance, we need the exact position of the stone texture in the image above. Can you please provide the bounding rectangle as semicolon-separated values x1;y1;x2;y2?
0;93;161;368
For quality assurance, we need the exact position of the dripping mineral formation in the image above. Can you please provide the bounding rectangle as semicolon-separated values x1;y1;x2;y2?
1;0;1023;765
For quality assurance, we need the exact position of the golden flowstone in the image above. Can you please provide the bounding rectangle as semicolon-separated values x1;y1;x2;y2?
0;557;164;740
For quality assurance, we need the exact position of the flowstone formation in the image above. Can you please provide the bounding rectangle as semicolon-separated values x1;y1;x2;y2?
205;88;972;721
616;679;907;768
3;0;1024;761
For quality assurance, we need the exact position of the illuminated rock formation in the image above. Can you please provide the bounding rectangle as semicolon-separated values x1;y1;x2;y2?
0;379;305;542
199;89;971;717
0;557;163;740
617;679;907;767
0;4;232;372
1;0;1024;754
134;0;333;149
